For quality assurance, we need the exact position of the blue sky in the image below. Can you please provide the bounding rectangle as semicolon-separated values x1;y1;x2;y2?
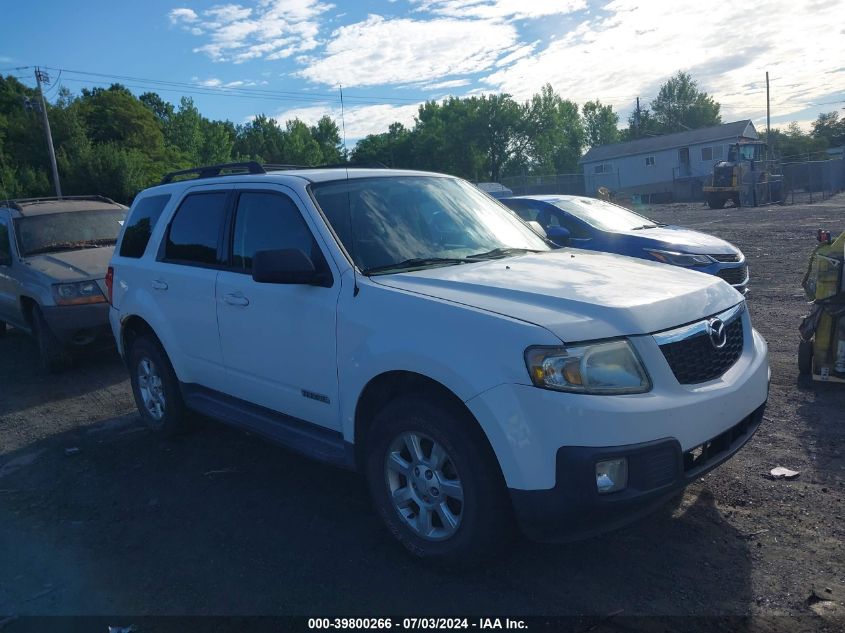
3;0;844;142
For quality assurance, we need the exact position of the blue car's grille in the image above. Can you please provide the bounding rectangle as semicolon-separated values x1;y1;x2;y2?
717;265;747;285
709;253;741;263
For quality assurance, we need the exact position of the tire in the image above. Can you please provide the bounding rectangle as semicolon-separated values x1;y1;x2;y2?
706;195;725;210
364;394;514;567
798;340;813;376
31;306;72;373
128;334;188;435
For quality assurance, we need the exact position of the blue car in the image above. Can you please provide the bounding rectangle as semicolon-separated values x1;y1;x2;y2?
502;195;748;293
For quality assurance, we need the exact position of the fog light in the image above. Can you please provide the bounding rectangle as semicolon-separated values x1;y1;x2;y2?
596;458;628;494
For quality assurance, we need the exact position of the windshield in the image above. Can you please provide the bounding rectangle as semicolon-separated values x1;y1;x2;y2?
548;197;660;232
15;209;127;256
311;176;549;273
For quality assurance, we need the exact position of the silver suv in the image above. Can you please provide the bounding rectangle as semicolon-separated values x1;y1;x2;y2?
0;196;128;371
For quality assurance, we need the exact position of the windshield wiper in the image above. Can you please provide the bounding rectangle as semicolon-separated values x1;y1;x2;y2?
466;247;542;260
364;257;469;275
631;223;665;230
25;242;99;255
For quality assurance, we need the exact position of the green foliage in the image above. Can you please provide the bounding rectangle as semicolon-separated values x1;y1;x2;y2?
761;122;829;161
623;72;721;140
811;112;845;148
582;100;619;148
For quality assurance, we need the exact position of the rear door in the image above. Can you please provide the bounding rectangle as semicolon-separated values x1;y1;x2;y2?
149;186;231;390
215;186;342;430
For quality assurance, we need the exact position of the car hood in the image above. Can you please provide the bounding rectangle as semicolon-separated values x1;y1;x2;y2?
618;225;740;256
24;247;115;281
373;250;742;342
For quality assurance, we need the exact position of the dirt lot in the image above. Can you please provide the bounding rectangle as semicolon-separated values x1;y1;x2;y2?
1;195;845;629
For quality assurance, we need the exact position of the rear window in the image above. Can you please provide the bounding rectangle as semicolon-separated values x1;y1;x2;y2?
164;192;228;266
120;194;171;258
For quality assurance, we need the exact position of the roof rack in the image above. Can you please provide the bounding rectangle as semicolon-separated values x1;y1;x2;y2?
159;160;391;186
160;161;268;185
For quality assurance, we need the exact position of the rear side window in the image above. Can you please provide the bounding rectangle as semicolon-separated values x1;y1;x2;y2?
120;194;171;258
231;192;322;272
164;192;228;265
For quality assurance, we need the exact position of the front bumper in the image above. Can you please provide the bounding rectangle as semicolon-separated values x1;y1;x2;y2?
41;302;111;345
510;402;765;541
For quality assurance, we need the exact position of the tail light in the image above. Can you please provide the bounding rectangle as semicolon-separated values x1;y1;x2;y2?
105;266;114;304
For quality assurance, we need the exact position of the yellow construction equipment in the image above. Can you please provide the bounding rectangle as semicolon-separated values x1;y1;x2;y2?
703;140;784;209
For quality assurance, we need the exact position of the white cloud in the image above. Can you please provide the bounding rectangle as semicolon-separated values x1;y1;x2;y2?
482;0;845;125
168;7;198;23
420;78;472;90
192;76;270;88
173;0;334;64
413;0;587;21
269;102;422;140
298;14;518;87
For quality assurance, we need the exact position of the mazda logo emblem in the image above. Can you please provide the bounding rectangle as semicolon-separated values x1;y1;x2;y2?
707;318;727;349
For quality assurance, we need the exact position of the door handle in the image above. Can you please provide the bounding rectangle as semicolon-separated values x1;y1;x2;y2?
151;279;168;290
224;292;249;307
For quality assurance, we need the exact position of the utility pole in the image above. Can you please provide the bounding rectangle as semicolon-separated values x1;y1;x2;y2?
34;67;62;198
765;71;771;161
635;97;641;138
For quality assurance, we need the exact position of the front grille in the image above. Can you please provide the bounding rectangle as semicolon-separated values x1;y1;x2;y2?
659;316;744;384
717;265;748;285
709;253;741;263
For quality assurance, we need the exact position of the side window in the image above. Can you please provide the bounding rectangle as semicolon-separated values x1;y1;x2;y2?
164;192;228;265
0;218;10;264
554;213;591;239
231;191;322;272
509;204;537;222
120;194;171;258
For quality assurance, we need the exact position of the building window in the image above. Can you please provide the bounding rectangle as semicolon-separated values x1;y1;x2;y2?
645;156;655;166
701;146;724;162
594;164;610;174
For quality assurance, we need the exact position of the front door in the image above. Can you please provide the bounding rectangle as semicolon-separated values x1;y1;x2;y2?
215;187;341;431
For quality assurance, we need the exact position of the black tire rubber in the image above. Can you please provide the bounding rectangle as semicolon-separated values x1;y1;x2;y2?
798;340;813;376
31;306;72;373
706;195;725;210
128;334;189;435
365;394;515;567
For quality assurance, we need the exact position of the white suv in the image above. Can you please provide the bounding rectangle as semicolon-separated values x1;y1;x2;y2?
108;163;769;565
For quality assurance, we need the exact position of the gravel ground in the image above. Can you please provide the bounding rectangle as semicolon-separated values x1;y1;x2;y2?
1;195;844;630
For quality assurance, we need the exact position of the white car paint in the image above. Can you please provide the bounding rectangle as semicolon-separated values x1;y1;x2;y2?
109;169;769;495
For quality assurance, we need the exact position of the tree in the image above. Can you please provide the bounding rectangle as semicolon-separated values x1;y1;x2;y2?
352;122;412;167
311;115;343;164
811;112;845;148
76;84;165;153
283;118;322;165
761;123;828;162
650;72;721;133
582;100;619;148
524;84;584;174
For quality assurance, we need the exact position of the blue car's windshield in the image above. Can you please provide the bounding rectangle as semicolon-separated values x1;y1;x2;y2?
549;197;660;232
312;176;550;273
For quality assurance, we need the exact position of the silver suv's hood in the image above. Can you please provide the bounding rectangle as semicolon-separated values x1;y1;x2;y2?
374;250;742;342
24;247;115;281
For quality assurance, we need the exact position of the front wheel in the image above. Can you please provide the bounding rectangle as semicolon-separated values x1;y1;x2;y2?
31;306;72;373
365;395;514;567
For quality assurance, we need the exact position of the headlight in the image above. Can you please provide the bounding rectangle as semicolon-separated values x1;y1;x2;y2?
525;340;651;394
646;249;714;267
52;281;106;305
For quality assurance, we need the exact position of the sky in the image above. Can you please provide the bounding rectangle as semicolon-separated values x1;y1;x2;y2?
2;0;844;143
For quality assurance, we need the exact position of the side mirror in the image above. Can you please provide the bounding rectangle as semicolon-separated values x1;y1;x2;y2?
527;220;547;238
546;226;571;247
252;249;330;286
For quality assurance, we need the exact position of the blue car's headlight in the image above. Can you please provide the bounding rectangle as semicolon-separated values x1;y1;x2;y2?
645;249;714;267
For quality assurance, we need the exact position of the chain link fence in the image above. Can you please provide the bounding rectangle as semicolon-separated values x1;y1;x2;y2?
500;173;587;197
782;158;845;204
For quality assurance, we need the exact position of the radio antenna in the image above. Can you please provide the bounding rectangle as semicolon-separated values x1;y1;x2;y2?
339;83;359;297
